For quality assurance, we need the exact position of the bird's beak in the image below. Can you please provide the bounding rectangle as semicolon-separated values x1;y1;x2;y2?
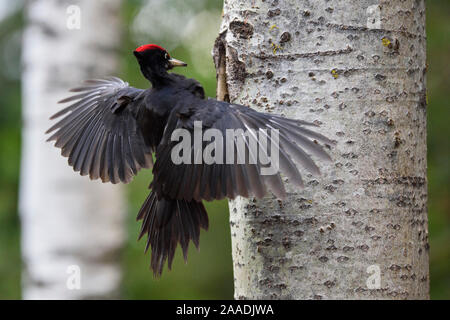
168;58;187;68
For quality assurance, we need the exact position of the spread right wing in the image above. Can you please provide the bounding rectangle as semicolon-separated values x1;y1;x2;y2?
46;77;154;184
152;97;334;201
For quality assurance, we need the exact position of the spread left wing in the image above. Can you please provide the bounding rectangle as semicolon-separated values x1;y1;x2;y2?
46;77;155;184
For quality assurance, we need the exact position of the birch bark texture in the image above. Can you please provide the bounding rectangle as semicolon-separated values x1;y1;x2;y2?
215;0;428;299
20;0;125;299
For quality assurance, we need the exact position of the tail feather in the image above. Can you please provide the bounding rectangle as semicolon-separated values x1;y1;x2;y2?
137;190;208;276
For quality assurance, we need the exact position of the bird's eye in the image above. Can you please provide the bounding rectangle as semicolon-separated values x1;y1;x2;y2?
164;52;169;60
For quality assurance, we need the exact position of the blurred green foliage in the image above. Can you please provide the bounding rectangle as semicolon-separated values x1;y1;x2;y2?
426;0;450;300
0;7;23;299
0;0;448;299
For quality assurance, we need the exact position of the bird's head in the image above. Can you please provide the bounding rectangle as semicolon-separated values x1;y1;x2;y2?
133;44;187;73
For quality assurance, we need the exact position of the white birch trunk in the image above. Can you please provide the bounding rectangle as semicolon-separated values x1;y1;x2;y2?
20;0;125;299
215;0;428;299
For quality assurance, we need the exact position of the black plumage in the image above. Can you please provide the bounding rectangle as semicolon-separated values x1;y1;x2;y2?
47;44;333;276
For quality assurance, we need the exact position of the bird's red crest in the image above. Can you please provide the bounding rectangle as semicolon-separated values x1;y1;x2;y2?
135;44;166;53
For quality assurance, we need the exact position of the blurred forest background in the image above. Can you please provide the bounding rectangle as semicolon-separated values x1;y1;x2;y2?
0;0;448;299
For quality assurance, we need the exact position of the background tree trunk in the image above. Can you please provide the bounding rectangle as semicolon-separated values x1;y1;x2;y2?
215;0;428;299
20;0;125;299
